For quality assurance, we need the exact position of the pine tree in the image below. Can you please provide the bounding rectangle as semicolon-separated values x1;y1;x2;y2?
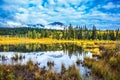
32;30;37;39
115;29;119;40
91;25;97;40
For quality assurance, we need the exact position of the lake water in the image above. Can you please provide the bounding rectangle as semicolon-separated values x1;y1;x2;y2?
0;44;93;79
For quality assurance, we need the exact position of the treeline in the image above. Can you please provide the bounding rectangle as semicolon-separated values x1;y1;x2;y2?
0;25;120;40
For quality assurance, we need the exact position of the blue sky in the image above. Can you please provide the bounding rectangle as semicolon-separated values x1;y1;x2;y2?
0;0;120;29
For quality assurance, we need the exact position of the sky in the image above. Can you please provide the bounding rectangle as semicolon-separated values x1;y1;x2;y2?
0;0;120;29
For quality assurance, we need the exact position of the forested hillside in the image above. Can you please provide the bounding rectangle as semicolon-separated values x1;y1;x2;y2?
0;25;120;40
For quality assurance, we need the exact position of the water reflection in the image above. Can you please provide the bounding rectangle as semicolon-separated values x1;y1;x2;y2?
0;43;83;53
0;51;92;79
0;43;92;79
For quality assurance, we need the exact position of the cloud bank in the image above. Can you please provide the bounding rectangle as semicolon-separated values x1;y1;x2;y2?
0;0;120;29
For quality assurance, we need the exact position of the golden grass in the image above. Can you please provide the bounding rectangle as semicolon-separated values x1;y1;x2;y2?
0;37;117;45
0;37;119;56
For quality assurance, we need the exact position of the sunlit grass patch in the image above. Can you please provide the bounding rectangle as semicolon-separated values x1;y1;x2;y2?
0;37;117;45
84;43;120;80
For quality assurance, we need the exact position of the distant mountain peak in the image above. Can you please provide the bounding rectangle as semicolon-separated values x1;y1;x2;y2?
27;24;44;28
48;22;64;26
36;24;44;27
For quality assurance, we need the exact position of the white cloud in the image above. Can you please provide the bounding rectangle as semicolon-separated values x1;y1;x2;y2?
15;13;29;23
77;5;87;11
0;0;120;29
35;19;48;25
0;0;91;25
7;21;22;26
19;8;28;13
103;2;117;9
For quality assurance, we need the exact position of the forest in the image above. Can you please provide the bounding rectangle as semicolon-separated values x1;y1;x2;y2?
0;24;120;40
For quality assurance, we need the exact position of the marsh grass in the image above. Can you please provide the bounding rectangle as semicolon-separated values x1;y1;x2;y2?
84;43;120;80
1;55;6;61
0;60;82;80
61;64;82;80
11;54;25;62
76;58;81;65
47;61;54;70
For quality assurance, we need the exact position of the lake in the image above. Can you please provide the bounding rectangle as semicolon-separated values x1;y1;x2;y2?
0;43;93;79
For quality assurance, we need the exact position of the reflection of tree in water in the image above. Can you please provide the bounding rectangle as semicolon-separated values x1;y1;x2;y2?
0;44;10;51
0;43;83;53
65;44;83;58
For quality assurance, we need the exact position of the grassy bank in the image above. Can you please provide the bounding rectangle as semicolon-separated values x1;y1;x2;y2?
84;43;120;80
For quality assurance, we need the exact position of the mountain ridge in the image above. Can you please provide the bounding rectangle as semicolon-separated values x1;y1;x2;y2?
0;21;119;30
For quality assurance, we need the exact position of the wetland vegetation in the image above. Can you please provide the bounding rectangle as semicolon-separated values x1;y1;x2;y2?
84;43;120;80
0;26;120;80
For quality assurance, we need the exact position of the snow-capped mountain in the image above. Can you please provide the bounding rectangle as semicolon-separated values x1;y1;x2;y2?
45;22;65;30
48;22;64;26
27;22;65;30
0;21;119;30
0;21;66;30
27;24;44;28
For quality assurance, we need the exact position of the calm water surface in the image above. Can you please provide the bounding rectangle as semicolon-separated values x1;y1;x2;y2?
0;44;93;79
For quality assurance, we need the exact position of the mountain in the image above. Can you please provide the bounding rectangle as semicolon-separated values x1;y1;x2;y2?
48;22;65;26
0;21;119;30
45;22;65;30
27;22;65;30
0;21;66;30
27;24;44;28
